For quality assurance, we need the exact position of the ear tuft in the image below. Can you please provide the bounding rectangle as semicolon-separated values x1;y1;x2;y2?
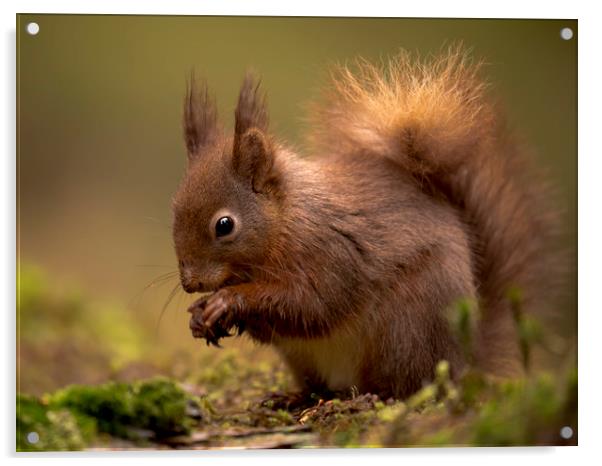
183;72;219;160
234;72;269;143
233;128;275;193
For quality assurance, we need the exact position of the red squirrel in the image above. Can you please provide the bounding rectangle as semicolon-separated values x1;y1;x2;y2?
172;47;557;399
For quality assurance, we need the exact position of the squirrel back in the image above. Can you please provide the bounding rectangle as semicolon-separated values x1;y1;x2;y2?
174;46;558;398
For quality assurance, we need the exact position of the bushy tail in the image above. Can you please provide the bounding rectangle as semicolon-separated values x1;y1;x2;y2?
309;46;560;374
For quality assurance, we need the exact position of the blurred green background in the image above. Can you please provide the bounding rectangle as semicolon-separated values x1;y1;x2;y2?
16;15;577;395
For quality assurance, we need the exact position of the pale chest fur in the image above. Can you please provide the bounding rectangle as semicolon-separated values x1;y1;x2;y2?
273;324;364;391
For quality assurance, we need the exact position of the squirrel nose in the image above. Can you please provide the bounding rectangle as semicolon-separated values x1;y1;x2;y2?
182;280;203;294
182;281;200;293
181;274;203;294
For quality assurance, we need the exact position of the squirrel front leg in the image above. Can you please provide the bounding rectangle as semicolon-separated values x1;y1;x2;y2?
188;281;342;344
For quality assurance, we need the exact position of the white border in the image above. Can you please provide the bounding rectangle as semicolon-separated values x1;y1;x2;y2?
2;1;599;465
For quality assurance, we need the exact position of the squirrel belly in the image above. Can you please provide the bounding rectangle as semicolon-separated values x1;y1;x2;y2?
273;323;363;393
174;46;556;399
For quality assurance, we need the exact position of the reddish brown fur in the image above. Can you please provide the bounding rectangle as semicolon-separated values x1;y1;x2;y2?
172;47;556;399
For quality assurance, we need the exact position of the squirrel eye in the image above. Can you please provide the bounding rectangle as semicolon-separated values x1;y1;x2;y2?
215;216;235;237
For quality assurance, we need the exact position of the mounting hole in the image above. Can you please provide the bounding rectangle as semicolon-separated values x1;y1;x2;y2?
26;22;40;36
26;431;39;444
560;426;573;439
560;27;573;41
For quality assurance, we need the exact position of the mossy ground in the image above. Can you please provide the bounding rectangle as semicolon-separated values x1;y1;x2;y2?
17;265;577;450
17;355;577;450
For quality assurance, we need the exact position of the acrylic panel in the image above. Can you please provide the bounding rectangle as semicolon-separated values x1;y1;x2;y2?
16;14;577;451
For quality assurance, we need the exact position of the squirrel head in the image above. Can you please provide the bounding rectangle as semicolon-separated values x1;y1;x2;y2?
172;73;282;293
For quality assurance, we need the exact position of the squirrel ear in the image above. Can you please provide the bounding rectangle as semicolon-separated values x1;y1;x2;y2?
232;128;276;193
183;72;219;161
232;73;277;193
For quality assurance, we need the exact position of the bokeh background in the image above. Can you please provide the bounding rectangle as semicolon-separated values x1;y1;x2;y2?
17;15;577;395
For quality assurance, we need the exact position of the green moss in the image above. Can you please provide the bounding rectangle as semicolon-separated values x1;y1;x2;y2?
377;403;407;423
197;353;238;388
18;377;200;450
48;381;135;438
38;377;199;444
132;378;196;436
17;394;94;451
471;373;571;446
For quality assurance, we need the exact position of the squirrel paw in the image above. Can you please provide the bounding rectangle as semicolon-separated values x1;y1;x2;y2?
187;289;243;347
